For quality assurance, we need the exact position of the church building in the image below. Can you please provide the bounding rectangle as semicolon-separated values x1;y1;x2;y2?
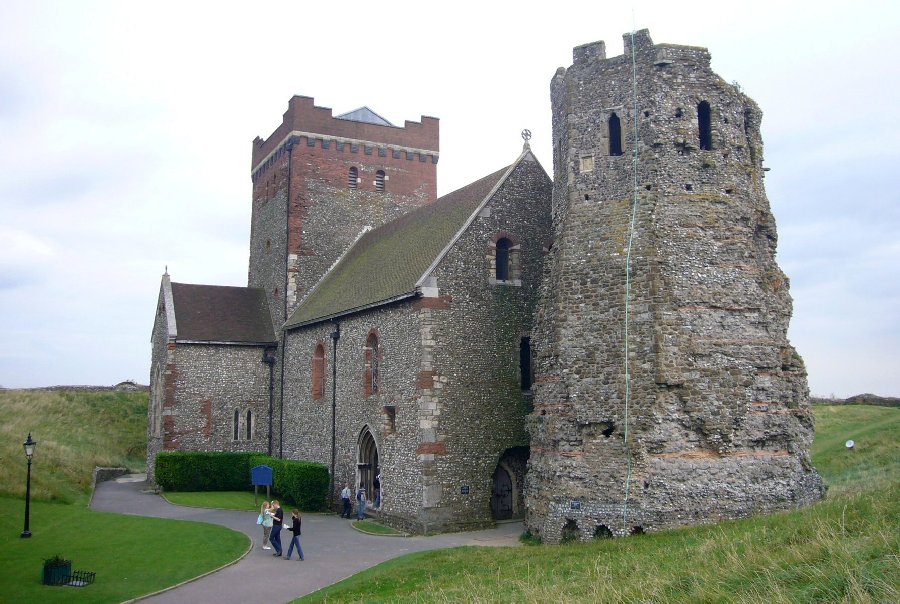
149;30;824;541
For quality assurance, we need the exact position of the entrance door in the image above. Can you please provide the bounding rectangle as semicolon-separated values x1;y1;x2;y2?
491;466;513;520
357;428;379;500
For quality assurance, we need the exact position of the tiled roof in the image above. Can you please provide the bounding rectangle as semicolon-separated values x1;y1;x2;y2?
171;283;275;343
285;164;513;328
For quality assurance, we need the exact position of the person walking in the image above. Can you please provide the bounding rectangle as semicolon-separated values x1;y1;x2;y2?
340;484;352;518
259;501;273;550
374;473;381;509
284;509;305;561
356;484;367;521
270;500;284;556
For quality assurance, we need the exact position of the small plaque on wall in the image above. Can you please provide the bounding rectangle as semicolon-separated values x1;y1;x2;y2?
570;500;581;510
460;486;470;495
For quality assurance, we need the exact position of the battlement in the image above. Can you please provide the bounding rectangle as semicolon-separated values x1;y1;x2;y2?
251;96;439;172
571;29;710;70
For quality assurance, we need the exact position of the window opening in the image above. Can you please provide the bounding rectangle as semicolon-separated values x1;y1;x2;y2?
609;113;624;156
375;170;385;193
698;101;712;150
348;167;358;189
520;337;533;391
366;333;380;396
233;409;240;440
245;410;252;440
312;343;325;400
495;238;511;281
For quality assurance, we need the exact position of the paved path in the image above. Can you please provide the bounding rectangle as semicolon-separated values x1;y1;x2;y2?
91;475;522;603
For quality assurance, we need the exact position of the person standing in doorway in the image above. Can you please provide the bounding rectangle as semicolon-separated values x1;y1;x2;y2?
374;473;381;509
340;484;352;518
284;509;305;561
356;484;367;521
270;500;284;556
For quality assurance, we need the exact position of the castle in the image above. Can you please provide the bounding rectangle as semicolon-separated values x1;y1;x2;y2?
149;30;825;541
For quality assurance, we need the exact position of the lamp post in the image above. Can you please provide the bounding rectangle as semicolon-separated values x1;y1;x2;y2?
21;432;37;538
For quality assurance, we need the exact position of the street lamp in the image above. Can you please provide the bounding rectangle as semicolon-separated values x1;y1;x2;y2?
21;432;36;538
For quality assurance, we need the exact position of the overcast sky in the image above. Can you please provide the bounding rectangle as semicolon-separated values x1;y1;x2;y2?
1;1;897;397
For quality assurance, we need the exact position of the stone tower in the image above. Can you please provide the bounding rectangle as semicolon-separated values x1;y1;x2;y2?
248;96;440;328
526;30;825;543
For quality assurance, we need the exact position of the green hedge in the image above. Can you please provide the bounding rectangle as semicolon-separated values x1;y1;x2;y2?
155;452;253;491
154;452;328;511
249;454;329;511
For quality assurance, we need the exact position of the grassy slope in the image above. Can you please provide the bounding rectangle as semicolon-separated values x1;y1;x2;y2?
0;388;249;602
0;389;148;503
300;406;899;603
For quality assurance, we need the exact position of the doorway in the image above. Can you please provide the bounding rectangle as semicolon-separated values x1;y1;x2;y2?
356;427;379;501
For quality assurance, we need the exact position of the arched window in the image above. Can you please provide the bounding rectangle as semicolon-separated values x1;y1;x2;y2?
312;343;325;400
495;238;511;281
608;113;623;156
365;332;380;397
698;101;712;150
245;410;253;440
233;409;240;441
348;166;358;189
375;170;385;193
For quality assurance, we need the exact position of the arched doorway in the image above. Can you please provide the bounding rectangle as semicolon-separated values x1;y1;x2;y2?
491;465;513;520
491;446;529;520
356;427;379;502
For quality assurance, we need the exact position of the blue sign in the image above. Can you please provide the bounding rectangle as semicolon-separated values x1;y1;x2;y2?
251;465;273;486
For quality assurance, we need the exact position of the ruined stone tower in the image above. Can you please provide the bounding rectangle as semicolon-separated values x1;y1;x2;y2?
525;30;825;542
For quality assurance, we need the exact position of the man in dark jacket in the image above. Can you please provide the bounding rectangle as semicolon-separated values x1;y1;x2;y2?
270;500;284;556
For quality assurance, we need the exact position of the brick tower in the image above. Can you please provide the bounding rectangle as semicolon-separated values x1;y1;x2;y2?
526;31;825;543
248;96;440;328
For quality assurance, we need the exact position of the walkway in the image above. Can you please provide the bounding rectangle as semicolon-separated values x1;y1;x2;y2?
90;475;522;603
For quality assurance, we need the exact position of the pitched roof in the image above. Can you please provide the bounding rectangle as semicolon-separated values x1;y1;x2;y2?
170;283;276;343
335;106;395;127
284;164;514;328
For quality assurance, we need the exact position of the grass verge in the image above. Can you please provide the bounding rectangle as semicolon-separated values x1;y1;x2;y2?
298;406;899;602
0;496;248;603
352;520;406;536
162;490;263;511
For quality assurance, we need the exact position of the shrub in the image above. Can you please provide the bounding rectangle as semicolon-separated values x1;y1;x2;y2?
249;454;328;511
155;452;253;491
154;452;328;510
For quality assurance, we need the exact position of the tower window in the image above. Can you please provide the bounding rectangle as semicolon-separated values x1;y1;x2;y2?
233;409;240;441
245;410;253;440
609;113;623;156
520;337;533;391
698;101;712;150
495;238;511;281
375;170;386;193
348;167;359;189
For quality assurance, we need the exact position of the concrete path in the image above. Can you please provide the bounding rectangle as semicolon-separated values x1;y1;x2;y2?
90;475;522;603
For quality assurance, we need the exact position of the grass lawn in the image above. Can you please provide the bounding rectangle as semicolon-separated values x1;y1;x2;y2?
0;496;248;602
298;405;899;603
352;520;406;536
163;490;263;511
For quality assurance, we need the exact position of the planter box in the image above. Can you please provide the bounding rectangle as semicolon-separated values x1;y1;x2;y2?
42;560;71;586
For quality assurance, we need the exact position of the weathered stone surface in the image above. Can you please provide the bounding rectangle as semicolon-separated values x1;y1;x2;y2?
525;30;825;542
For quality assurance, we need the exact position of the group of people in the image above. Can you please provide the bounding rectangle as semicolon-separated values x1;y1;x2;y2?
340;474;381;520
258;500;304;561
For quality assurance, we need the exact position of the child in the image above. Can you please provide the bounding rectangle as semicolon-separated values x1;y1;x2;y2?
284;509;304;561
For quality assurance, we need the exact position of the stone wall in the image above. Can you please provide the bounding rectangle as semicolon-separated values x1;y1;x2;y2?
527;30;825;543
280;156;552;533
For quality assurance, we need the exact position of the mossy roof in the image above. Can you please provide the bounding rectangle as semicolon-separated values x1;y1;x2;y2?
284;163;515;328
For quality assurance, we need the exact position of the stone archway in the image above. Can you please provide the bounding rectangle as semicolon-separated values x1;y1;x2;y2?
491;446;529;520
356;427;379;502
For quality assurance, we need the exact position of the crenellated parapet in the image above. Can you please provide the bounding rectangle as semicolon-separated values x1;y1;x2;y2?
251;95;439;181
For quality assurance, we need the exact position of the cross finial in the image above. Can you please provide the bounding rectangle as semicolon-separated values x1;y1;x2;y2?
521;129;532;151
